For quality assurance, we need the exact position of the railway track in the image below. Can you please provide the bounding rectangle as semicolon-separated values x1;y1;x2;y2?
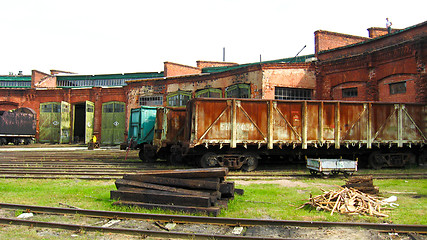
1;149;426;180
0;167;425;180
0;203;425;239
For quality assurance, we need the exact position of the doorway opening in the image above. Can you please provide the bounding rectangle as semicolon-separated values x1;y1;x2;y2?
73;103;86;143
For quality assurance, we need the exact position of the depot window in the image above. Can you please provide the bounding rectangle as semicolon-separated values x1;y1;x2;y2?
167;91;192;107
389;81;406;95
139;95;163;106
103;102;123;113
195;88;222;98
225;84;250;98
342;87;358;98
275;87;312;100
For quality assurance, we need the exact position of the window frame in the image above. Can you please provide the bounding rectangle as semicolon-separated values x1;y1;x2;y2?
225;84;251;98
195;88;223;98
274;87;312;100
139;95;164;106
167;91;192;107
389;81;406;95
342;87;358;98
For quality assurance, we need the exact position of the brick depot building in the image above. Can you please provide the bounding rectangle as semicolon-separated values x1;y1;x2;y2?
0;21;425;144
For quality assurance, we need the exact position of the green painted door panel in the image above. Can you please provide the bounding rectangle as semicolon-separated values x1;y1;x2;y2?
101;102;126;145
85;101;94;144
39;102;61;143
60;101;71;143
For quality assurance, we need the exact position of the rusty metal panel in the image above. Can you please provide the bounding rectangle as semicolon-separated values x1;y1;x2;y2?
192;99;232;145
186;98;426;150
339;102;368;142
273;101;303;144
153;107;186;149
370;103;399;142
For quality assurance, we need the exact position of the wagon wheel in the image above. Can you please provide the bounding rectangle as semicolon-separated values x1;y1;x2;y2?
168;153;183;165
418;150;427;166
241;153;259;172
405;152;417;168
331;171;340;177
309;170;318;176
139;144;156;163
368;151;383;170
343;172;353;178
200;152;218;168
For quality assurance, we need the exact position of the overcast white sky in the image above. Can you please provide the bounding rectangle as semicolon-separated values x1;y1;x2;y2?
1;0;426;75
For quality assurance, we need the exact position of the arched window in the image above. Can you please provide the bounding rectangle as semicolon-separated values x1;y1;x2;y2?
225;84;250;98
167;91;192;107
195;88;222;98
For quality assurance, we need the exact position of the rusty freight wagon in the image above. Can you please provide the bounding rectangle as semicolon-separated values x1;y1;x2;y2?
169;98;427;171
0;107;36;145
152;107;187;163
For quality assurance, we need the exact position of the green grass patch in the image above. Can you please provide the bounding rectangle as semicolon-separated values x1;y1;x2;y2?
0;178;425;225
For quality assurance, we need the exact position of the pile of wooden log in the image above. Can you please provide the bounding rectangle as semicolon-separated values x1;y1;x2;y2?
298;187;390;217
343;175;379;195
110;168;240;216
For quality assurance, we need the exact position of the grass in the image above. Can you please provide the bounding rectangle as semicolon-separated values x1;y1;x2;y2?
0;177;425;225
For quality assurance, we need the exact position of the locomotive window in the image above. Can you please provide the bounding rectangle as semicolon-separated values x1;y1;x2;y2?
195;88;222;98
389;81;406;95
225;84;250;98
342;87;358;98
275;87;312;100
139;95;163;106
167;91;191;107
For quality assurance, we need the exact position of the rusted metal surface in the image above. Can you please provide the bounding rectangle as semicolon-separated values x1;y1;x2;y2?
153;106;186;150
186;98;426;150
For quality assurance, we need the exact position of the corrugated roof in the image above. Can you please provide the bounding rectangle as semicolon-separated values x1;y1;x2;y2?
202;54;315;73
0;75;31;81
56;72;164;81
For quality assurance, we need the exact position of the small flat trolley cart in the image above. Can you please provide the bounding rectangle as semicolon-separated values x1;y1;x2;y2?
307;158;357;177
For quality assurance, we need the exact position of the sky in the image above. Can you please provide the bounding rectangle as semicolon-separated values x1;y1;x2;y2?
1;0;426;75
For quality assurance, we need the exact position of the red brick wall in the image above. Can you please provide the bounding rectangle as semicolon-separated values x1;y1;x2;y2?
317;22;427;61
315;30;369;54
378;75;417;102
0;86;126;142
164;62;201;77
316;22;426;103
331;82;367;101
32;70;57;88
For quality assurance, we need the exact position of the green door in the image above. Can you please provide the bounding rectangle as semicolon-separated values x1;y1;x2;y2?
85;101;95;144
101;101;126;145
39;102;61;143
60;101;71;143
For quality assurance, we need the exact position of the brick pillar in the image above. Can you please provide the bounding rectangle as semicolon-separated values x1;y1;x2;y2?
366;67;379;101
414;40;427;103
